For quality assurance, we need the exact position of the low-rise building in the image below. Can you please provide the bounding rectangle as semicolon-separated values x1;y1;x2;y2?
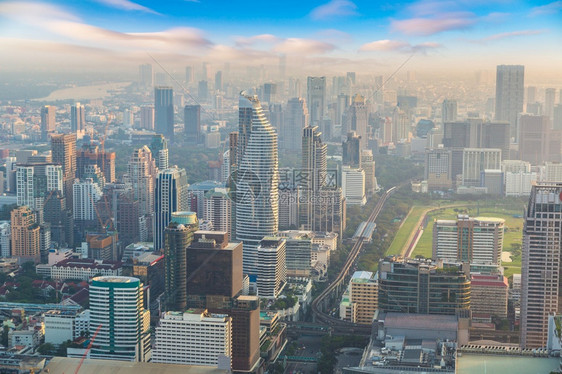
49;258;122;280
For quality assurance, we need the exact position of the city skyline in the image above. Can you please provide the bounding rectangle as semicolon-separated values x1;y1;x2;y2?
0;1;561;76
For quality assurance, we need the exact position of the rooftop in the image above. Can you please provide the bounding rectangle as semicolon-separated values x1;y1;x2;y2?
43;357;230;374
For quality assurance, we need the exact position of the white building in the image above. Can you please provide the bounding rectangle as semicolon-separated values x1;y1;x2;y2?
257;237;287;299
44;310;89;345
89;276;151;362
342;166;366;206
203;187;230;233
433;215;505;265
152;310;232;367
462;148;502;187
504;171;537;196
73;178;102;221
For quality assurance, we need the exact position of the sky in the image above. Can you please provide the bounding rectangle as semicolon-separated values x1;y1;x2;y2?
0;0;561;76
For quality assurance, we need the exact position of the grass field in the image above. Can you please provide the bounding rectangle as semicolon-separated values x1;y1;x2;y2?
385;206;428;256
404;202;525;279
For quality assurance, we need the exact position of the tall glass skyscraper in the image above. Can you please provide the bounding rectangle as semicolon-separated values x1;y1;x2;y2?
154;167;188;251
495;65;524;143
154;86;174;138
235;93;279;275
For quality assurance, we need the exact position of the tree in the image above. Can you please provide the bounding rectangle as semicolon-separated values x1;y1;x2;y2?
37;343;56;355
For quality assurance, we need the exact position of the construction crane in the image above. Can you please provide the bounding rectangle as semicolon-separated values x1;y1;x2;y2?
73;324;102;374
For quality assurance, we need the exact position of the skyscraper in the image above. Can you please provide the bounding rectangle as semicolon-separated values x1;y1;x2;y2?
442;99;458;124
154;86;174;138
89;276;151;362
495;65;524;142
164;219;198;311
154;167;189;251
521;183;562;348
73;178;102;221
281;97;309;153
126;146;157;216
184;105;201;144
198;80;209;102
343;94;368;150
307;77;326;135
70;103;85;133
257;237;287;299
519;115;562;165
51;133;76;211
235;93;279;276
40;105;55;141
342;131;361;168
11;206;40;264
140;105;155;130
462;148;501;187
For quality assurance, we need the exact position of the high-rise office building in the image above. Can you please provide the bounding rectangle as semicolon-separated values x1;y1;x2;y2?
186;231;242;299
527;86;537;104
521;183;562;348
235;93;279;276
256;237;287;299
140;105;155;130
51;133;76;210
361;150;377;195
11;206;41;264
89;276;151;362
554;104;562;130
262;83;277;104
154;87;174;138
442;99;458;124
495;65;524;142
198;80;209;102
71;103;85;133
462;148;501;187
214;71;223;91
184;105;201;144
378;258;470;315
44;190;73;247
164;219;198;311
307;77;327;136
392;106;410;144
126;146;157;216
185;66;193;84
203;188;231;233
483;122;510;160
139;64;153;88
40;105;56;141
281;98;309;153
342;131;361;168
149;134;169;170
519;115;562;165
153;310;232;367
343;94;368;150
432;215;505;264
154;167;189;251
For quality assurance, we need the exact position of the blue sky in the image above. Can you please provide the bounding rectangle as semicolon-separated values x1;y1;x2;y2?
0;0;561;74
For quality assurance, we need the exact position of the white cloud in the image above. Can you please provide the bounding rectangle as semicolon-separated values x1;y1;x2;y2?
273;38;336;54
359;39;441;53
310;0;358;20
530;1;562;16
93;0;159;14
391;12;476;36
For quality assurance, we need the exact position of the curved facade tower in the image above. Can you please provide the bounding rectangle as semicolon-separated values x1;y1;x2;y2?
236;93;279;275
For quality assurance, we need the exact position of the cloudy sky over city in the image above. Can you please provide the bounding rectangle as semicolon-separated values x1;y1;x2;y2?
0;0;561;74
